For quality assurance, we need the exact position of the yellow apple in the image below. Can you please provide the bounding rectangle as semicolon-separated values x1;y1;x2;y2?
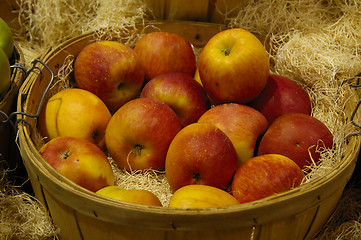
96;186;162;206
39;88;111;150
0;48;10;95
193;68;202;86
39;136;114;192
0;17;14;59
168;184;239;209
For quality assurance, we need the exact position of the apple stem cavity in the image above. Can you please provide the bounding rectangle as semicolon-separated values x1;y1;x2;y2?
130;144;143;157
193;172;201;182
61;150;71;160
92;131;99;141
117;82;125;90
221;49;231;56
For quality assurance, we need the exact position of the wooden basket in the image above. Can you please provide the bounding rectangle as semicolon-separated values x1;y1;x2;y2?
144;0;248;23
17;21;361;240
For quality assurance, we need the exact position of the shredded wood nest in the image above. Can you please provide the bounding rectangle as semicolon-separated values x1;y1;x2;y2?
2;0;361;239
0;164;59;240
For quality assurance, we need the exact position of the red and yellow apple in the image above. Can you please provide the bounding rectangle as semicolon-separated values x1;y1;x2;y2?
257;113;334;170
198;103;268;166
168;184;239;209
105;97;182;171
231;154;304;204
249;74;312;124
74;40;144;112
96;186;162;206
140;72;211;127
134;32;196;81
39;88;111;150
198;28;269;104
165;122;238;192
39;136;114;192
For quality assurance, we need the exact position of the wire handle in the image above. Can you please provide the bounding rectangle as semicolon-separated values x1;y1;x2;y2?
1;59;54;135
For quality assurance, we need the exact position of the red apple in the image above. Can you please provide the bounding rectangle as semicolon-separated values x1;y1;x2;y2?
198;28;269;104
39;136;114;192
74;40;144;112
249;74;312;124
198;103;268;166
38;88;112;150
231;154;305;204
133;32;196;81
140;72;211;127
257;113;334;170
105;98;182;171
165;122;238;192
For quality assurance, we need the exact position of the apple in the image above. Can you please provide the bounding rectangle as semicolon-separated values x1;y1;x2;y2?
0;17;14;59
193;68;202;86
74;40;144;112
165;122;238;192
168;184;239;209
133;32;196;81
198;103;268;166
257;113;334;170
105;97;182;171
231;154;305;204
249;74;312;124
140;72;211;127
0;48;10;96
96;186;162;206
39;88;111;150
39;136;114;192
198;28;269;104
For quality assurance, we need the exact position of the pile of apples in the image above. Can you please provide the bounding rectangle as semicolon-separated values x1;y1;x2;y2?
38;28;334;208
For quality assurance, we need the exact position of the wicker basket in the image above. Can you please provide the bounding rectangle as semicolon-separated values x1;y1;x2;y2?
17;21;361;240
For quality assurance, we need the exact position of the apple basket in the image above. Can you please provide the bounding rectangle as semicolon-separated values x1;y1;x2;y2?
16;21;361;240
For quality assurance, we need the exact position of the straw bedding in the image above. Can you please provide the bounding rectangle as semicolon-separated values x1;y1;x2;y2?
2;0;361;239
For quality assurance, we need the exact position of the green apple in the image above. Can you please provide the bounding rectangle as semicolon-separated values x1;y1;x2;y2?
0;48;10;95
0;17;14;59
